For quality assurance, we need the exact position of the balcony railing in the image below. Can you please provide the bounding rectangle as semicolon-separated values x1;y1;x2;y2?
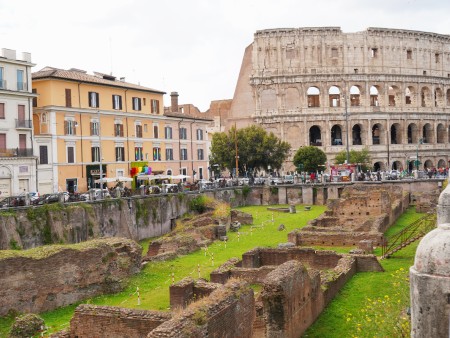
17;82;27;91
0;148;34;157
15;119;32;128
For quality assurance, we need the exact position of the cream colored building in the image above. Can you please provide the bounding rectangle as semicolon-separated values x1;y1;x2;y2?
32;68;211;193
229;27;450;172
0;48;37;196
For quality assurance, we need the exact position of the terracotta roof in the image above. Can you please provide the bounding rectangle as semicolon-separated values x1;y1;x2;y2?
32;67;166;94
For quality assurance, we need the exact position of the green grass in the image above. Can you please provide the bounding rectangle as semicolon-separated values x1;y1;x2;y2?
0;204;326;336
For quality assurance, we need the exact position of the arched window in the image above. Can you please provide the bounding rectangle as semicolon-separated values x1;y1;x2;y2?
309;126;322;146
424;160;433;170
436;124;446;144
390;123;402;144
307;87;320;108
372;124;383;144
370;86;379;106
422;123;433;143
408;123;418;144
352;124;362;145
328;86;341;107
388;86;401;107
331;125;343;145
350;86;361;106
421;87;431;107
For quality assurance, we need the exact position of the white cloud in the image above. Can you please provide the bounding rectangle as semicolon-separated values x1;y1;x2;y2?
1;0;449;111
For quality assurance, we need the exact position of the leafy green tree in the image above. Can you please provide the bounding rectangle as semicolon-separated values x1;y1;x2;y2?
293;146;327;173
209;125;291;175
334;148;371;170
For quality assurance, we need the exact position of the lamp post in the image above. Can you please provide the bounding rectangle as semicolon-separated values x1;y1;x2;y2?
98;110;103;198
416;138;423;171
342;80;350;164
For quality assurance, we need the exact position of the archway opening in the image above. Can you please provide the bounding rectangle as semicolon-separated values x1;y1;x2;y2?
408;123;418;144
422;123;433;144
370;86;379;106
390;123;401;144
329;86;341;107
307;87;320;108
331;125;343;145
309;126;322;146
436;124;446;144
352;124;362;145
350;86;361;106
372;124;382;144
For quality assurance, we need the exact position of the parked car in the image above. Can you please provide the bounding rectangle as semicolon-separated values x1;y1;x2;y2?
283;175;294;184
28;191;40;202
81;189;110;201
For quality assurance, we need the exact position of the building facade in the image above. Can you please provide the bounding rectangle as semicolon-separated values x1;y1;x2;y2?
228;27;450;172
32;68;211;193
0;48;37;196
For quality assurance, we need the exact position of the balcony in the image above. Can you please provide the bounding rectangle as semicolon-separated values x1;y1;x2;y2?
17;82;27;91
0;148;34;157
15;119;32;129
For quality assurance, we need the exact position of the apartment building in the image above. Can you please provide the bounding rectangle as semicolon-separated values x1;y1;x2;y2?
0;48;37;196
32;67;211;193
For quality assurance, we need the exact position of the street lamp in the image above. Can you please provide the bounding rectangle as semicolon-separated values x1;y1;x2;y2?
342;80;350;164
416;138;423;171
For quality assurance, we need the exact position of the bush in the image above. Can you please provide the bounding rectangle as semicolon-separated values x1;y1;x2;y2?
189;195;209;213
9;313;44;338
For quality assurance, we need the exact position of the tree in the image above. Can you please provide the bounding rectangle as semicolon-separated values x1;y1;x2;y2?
334;148;371;170
209;125;291;175
293;146;327;173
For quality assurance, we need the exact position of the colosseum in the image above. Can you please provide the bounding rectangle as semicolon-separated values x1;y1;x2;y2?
227;27;450;172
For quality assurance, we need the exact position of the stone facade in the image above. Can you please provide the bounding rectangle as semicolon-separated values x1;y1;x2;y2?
228;27;450;172
0;238;141;316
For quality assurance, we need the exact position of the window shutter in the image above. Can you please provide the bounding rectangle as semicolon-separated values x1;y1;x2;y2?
112;95;115;109
65;89;72;107
39;145;48;164
0;133;5;149
73;123;77;135
119;96;122;110
64;121;68;134
0;103;4;119
156;100;159;113
68;147;74;163
95;93;99;108
88;92;92;107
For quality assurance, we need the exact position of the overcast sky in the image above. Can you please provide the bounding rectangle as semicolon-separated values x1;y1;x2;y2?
1;0;449;111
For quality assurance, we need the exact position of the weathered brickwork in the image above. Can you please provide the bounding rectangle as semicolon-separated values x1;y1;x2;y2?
69;305;171;338
229;27;450;172
289;184;409;246
0;238;141;316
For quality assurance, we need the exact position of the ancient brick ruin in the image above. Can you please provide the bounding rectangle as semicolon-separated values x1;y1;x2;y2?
289;184;410;246
59;246;382;337
0;238;141;316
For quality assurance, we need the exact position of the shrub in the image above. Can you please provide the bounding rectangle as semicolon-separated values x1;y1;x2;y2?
189;195;209;213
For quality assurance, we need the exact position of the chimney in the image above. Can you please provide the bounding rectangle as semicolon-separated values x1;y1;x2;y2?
171;92;179;113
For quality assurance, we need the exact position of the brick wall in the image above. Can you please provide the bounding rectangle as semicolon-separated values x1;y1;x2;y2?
0;238;141;316
69;305;171;338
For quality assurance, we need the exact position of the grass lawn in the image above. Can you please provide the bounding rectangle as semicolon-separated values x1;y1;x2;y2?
0;204;326;336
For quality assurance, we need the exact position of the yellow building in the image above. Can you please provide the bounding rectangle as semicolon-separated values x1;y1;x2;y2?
32;67;211;193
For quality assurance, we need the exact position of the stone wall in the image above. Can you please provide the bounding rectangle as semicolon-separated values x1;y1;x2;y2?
0;238;141;316
148;279;255;338
169;278;221;309
68;305;171;338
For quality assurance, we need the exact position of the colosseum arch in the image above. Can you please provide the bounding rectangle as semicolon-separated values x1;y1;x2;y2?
390;123;402;144
352;124;363;145
260;88;277;112
328;86;341;107
372;123;383;144
435;87;445;107
373;161;385;171
309;125;322;146
424;159;434;170
422;123;434;143
369;86;380;106
408;123;419;144
437;159;447;169
447;89;450;106
421;86;431;107
307;87;321;107
388;86;401;107
266;126;280;138
350;85;361;106
436;123;446;144
405;86;417;106
331;124;343;145
391;160;403;170
286;125;301;148
284;87;300;110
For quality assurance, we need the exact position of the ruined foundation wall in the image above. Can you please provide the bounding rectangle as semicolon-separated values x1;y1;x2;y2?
68;305;171;338
0;238;141;316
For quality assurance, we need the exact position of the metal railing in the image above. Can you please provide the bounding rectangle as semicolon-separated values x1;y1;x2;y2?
0;148;34;157
381;213;436;259
15;119;32;128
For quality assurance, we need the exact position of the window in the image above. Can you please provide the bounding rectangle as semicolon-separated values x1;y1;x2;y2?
132;97;142;111
91;146;100;162
435;53;440;63
196;129;203;140
143;98;146;106
180;148;188;160
407;50;412;60
65;89;72;107
0;133;5;150
88;92;99;108
153;125;159;138
165;126;173;139
135;147;143;161
423;70;427;76
165;148;173;160
112;95;122;110
0;67;4;89
0;103;4;119
115;146;125;161
64;120;77;135
115;123;124;137
197;148;204;160
32;89;37;107
90;121;99;136
354;69;358;74
151;99;159;114
19;134;26;150
39;145;48;164
371;48;378;58
136;125;143;138
179;127;187;139
17;69;24;90
67;146;75;163
331;48;338;57
153;147;161;161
